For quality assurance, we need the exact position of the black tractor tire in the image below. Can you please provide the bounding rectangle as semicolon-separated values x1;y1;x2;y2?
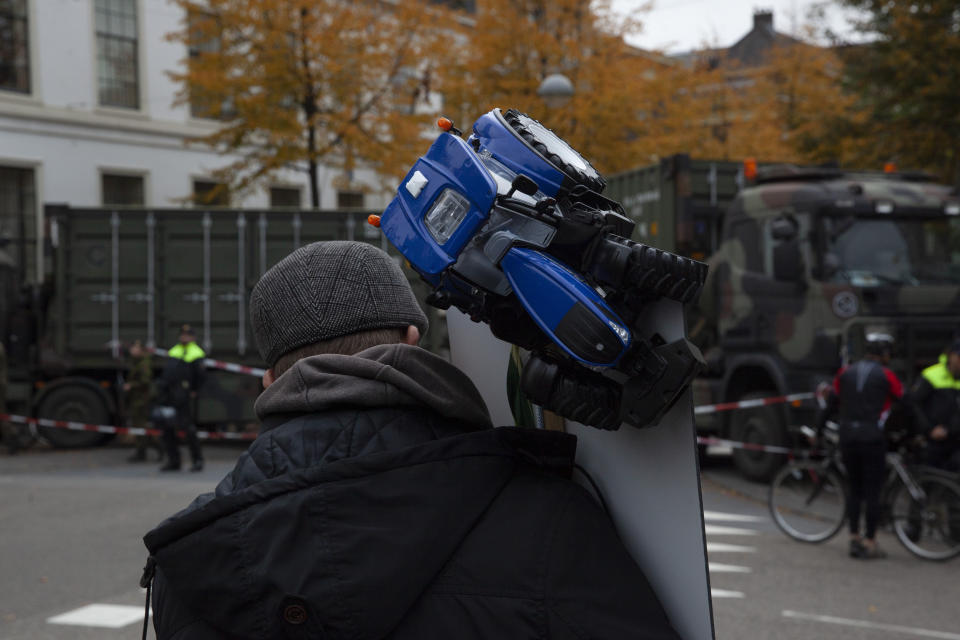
35;383;112;448
502;109;606;193
729;390;788;482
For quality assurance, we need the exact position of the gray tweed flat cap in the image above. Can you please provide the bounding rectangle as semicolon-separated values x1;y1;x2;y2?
250;241;428;366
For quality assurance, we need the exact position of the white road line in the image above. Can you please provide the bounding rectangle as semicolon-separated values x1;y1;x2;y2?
782;610;960;640
711;589;745;599
707;542;756;553
47;604;145;628
709;563;752;573
703;510;765;523
704;524;757;536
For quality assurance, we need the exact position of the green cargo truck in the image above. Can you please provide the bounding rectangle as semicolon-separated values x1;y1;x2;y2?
4;206;444;448
606;155;960;480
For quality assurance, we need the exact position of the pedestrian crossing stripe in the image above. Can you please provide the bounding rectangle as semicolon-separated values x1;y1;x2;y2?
711;589;745;599
703;510;765;523
709;563;752;573
704;524;757;536
47;604;145;628
707;542;756;553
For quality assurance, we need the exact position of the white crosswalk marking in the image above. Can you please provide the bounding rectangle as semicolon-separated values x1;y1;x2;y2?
706;511;761;603
707;542;756;553
703;510;765;523
704;524;757;536
711;589;745;599
47;604;145;628
709;563;752;573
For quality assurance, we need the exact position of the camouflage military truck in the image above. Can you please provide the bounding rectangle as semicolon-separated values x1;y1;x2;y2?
607;155;960;480
1;205;444;448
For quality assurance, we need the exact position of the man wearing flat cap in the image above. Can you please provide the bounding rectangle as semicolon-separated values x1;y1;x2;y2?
142;241;678;639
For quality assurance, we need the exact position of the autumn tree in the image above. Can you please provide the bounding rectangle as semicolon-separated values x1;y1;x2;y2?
168;0;451;206
827;0;960;183
439;0;668;175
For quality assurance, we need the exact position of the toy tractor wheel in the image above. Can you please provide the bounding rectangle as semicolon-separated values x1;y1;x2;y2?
729;391;787;482
502;109;605;193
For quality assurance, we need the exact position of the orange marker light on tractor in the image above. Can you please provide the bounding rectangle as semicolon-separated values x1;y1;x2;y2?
367;214;381;228
437;117;453;131
884;162;897;174
743;158;758;180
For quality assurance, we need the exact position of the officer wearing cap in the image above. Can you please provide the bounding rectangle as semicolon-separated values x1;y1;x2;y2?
910;340;960;471
157;324;206;472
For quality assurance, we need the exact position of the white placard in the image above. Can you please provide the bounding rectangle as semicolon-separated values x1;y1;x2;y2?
447;304;713;640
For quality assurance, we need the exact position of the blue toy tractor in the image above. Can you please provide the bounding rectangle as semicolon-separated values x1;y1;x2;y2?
375;108;706;430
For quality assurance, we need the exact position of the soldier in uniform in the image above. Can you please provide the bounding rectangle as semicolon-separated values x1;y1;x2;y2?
126;340;163;463
158;325;206;472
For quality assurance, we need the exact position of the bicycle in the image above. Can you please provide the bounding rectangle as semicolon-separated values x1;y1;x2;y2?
768;423;960;561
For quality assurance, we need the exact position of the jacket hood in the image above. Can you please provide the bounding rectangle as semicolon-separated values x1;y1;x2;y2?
255;343;492;431
144;427;576;640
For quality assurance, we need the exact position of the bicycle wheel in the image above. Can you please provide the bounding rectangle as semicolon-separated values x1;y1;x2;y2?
769;462;847;543
890;474;960;561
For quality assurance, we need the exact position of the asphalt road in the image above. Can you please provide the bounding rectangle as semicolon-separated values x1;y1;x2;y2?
1;443;957;640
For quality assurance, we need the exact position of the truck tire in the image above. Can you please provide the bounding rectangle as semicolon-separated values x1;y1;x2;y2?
729;391;787;482
35;383;112;448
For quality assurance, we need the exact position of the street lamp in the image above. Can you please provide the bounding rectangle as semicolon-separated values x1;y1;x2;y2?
537;73;574;108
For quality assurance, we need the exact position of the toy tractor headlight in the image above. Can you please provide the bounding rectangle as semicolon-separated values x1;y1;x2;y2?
425;189;471;245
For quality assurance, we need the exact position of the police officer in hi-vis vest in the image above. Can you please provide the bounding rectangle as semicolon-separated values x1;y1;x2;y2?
158;325;206;472
911;340;960;472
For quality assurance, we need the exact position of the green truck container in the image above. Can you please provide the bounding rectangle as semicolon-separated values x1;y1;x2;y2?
5;206;445;448
607;155;960;480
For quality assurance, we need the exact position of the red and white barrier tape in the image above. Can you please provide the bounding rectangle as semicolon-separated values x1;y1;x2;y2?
695;435;794;455
148;347;266;378
12;390;818;450
693;392;815;415
4;412;257;442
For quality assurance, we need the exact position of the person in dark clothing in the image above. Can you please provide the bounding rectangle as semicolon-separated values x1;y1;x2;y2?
909;340;960;472
817;333;903;559
157;325;206;472
142;241;679;640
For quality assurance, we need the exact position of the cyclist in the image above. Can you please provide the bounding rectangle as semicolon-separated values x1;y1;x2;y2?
909;340;960;472
816;332;903;559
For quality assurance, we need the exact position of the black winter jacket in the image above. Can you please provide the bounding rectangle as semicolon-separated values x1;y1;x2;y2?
143;344;678;640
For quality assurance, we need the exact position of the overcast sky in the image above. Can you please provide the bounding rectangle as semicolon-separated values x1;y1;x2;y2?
610;0;862;54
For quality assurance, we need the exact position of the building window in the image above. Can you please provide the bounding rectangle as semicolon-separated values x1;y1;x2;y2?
0;166;36;283
337;191;365;209
0;0;30;94
193;179;229;206
269;186;302;209
95;0;139;109
102;173;144;206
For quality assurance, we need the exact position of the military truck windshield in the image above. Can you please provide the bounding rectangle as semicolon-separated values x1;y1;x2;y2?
824;216;960;285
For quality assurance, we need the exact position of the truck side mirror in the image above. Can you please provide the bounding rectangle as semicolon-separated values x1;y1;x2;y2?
770;216;798;241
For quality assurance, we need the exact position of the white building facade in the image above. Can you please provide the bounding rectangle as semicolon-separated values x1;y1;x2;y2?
0;0;391;283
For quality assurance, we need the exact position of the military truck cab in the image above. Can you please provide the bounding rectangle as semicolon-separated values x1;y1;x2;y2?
606;156;960;480
701;167;960;479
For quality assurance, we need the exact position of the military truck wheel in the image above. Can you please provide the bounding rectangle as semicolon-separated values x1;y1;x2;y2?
729;391;787;482
35;383;112;448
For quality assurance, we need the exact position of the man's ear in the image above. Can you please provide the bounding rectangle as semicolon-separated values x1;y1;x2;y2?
263;368;275;389
405;325;420;346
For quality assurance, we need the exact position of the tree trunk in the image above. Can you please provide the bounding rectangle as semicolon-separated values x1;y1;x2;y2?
307;122;319;209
